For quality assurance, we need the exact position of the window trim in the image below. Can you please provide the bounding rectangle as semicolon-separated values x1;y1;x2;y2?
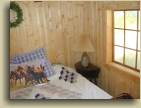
112;10;140;72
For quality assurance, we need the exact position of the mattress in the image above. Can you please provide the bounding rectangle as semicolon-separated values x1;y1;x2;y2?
10;64;112;99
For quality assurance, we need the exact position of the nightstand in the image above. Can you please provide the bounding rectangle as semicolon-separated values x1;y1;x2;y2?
75;61;100;85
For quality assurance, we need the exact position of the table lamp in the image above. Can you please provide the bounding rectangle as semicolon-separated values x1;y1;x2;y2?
72;35;94;67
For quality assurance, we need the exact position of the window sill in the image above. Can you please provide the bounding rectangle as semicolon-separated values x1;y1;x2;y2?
105;62;140;78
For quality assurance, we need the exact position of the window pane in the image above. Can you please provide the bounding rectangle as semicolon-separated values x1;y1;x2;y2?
114;29;124;46
125;49;136;67
125;30;137;49
138;32;140;50
125;11;137;30
114;46;124;63
137;52;140;70
138;11;140;30
114;11;124;28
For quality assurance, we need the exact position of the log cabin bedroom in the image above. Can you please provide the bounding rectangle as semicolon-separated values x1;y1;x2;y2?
10;1;140;99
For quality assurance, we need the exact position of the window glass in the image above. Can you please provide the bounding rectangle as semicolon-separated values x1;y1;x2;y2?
114;29;124;46
138;32;140;50
125;11;137;30
138;11;140;30
114;11;124;28
114;10;140;71
114;46;124;63
137;52;140;70
125;49;136;67
125;30;137;49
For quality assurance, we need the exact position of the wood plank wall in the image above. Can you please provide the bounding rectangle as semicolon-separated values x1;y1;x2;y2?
10;1;93;66
10;1;140;98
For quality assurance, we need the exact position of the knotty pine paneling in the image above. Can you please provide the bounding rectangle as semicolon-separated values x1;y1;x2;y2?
10;1;93;66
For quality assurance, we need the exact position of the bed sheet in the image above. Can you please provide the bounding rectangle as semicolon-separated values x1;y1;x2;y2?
10;64;112;99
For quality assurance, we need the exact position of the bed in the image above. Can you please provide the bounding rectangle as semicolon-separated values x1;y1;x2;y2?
10;64;112;99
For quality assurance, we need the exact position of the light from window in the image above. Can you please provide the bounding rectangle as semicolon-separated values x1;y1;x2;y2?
113;10;140;71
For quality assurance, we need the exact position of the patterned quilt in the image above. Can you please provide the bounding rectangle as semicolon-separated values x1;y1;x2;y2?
10;83;81;99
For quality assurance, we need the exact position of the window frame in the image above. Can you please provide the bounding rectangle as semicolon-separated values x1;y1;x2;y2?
113;9;140;72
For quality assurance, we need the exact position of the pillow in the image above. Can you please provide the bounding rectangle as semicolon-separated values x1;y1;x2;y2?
10;59;50;91
58;67;77;83
11;48;46;64
10;48;55;77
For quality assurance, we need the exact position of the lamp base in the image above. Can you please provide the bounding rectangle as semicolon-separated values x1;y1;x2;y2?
81;52;90;67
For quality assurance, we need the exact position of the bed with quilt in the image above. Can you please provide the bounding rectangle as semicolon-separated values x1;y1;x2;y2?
10;48;112;99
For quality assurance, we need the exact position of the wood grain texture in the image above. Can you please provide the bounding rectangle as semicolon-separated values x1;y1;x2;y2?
10;1;140;98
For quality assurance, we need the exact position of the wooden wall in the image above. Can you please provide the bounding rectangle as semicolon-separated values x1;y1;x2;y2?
10;1;140;98
10;1;94;66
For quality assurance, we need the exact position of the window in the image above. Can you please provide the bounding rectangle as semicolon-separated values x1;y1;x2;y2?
113;10;140;71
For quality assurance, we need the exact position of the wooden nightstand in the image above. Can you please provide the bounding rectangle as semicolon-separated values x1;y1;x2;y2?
75;61;100;85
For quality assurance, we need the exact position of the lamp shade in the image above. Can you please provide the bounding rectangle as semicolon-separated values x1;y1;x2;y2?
72;35;94;52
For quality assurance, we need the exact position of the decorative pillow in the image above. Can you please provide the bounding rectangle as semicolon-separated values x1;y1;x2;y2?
11;48;46;64
10;48;55;77
10;59;50;91
59;67;77;83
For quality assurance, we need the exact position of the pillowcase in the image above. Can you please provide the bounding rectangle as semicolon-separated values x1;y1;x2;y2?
58;67;77;83
11;48;46;64
10;59;50;91
10;48;55;77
